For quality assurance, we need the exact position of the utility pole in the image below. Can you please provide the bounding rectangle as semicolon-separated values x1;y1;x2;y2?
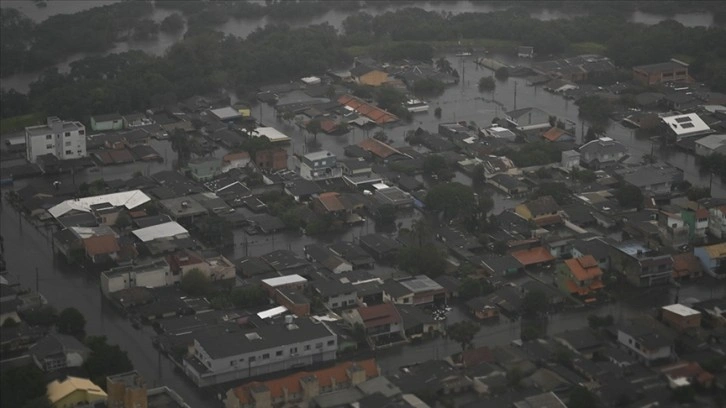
513;81;518;111
35;267;39;293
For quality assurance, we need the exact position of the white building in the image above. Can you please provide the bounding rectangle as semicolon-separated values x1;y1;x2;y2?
662;113;712;141
25;116;87;163
100;259;173;295
694;134;726;157
183;317;337;387
617;320;674;364
298;150;343;181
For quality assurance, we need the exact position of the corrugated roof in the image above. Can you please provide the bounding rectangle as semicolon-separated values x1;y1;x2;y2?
317;192;346;212
261;274;307;287
49;190;151;218
132;221;188;242
338;95;398;125
704;242;726;259
47;377;107;404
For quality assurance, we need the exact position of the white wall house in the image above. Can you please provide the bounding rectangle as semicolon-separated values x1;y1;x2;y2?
101;259;173;295
617;325;673;364
25;117;87;162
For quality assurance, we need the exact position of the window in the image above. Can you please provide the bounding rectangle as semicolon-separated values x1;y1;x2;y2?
315;342;323;349
327;340;335;346
304;345;311;351
276;350;283;357
46;144;53;149
290;347;297;354
79;130;85;135
262;353;269;360
65;141;71;146
64;132;70;137
230;361;235;366
46;135;52;140
249;356;256;362
239;358;244;362
65;150;72;155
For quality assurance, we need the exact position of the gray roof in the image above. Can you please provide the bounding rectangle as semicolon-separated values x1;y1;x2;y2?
633;61;687;73
382;280;412;299
578;137;627;158
619;318;674;350
29;333;90;360
490;174;527;190
193;318;334;359
524;195;560;217
312;280;355;297
617;164;683;188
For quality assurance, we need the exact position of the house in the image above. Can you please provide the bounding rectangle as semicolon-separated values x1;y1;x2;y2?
90;113;124;131
617;317;675;364
48;190;150;221
284;179;324;202
329;242;375;269
358;233;401;261
183;318;338;387
479;254;524;280
481;126;517;142
616;164;684;197
692;298;726;327
632;60;689;85
517;46;534;58
374;186;413;208
515;196;561;227
694;134;726;157
210;106;243;122
357;138;407;162
395;275;447;306
82;234;121;264
344;303;405;348
514;392;567;408
255;147;288;171
30;334;91;372
47;376;107;408
224;359;379;408
186;158;223;182
570;238;610;272
25;117;87;163
694;243;726;279
578;137;627;169
338;95;399;125
511;247;557;270
487;174;529;196
261;274;308;297
298;150;342;181
106;370;192;408
167;249;235;281
671;252;703;280
312;192;351;218
305;244;353;274
660;361;715;389
708;205;726;239
610;241;673;287
397;303;443;339
311;280;357;310
351;65;389;87
466;296;499;321
505;107;552;131
557;256;605;302
542;127;574;143
661;304;701;332
274;288;310;317
100;259;173;295
476;286;523;317
662;113;712;141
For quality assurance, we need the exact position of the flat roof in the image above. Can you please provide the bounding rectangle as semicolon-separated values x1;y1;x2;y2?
662;113;711;136
132;221;189;242
210;106;242;120
254;127;291;143
399;275;444;293
261;274;307;287
662;304;700;317
257;306;288;319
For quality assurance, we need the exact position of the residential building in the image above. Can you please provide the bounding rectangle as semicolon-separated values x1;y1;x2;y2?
396;275;447;305
398;303;443;339
351;66;390;87
708;205;726;238
339;95;399;125
671;252;703;280
224;359;379;408
311;280;357;310
274;289;310;317
356;138;407;162
661;304;701;332
167;249;236;281
662;113;712;140
26;117;87;163
30;334;91;372
106;370;192;408
617;318;674;364
298;150;342;181
101;259;173;295
609;241;673;287
694;134;726;157
514;392;567;408
542;127;574;143
517;46;534;58
616;164;684;197
344;302;405;347
47;377;107;408
90;113;124;131
505;107;552;131
48;190;151;221
657;207;690;248
561;150;580;170
261;274;308;297
183;318;337;387
222;151;251;173
557;255;605;301
374;186;413;208
578;137;627;169
466;297;499;321
358;233;401;262
131;221;191;247
694;243;726;279
570;238;610;272
632;60;689;85
186;158;223;182
515;195;561;227
487;174;529;196
304;244;352;274
254;147;288;171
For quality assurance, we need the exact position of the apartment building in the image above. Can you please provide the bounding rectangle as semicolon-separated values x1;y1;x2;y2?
26;116;87;162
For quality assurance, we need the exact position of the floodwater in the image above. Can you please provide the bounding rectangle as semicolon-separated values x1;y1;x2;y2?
0;0;718;92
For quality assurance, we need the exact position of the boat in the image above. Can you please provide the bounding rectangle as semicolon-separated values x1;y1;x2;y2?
405;99;429;113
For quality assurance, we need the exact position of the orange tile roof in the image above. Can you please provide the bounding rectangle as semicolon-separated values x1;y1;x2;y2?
357;137;401;159
357;302;401;329
534;214;563;227
565;256;603;281
511;247;555;266
83;235;120;256
695;208;709;219
672;253;703;278
338;95;398;125
543;127;567;142
317;192;345;212
231;359;378;404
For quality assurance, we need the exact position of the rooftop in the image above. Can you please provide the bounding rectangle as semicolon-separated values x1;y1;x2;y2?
633;60;688;73
662;304;700;317
47;377;106;405
511;247;555;266
132;221;189;243
398;275;445;294
261;274;307;288
48;190;150;219
662;113;711;136
254;127;291;143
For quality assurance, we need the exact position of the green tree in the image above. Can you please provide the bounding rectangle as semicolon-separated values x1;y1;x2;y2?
588;314;614;329
478;76;495;91
170;129;191;169
530;182;572;205
495;67;509;80
230;285;268;308
471;164;486;189
56;307;86;338
521;290;548;317
305;118;322;143
434;106;442;119
425;182;475;220
160;13;184;34
614;183;644;210
412;78;445;98
114;212;131;229
374;204;397;226
0;365;49;408
180;268;211;297
447;321;481;351
568;385;599;408
458;277;493;301
20;305;58;327
84;336;133;388
398;244;447;279
686;186;711;201
423;155;453;180
436;57;452;74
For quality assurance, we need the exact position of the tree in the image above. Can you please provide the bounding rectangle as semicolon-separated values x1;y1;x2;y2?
397;244;447;278
434;106;442;118
160;13;184;34
614;183;644;210
170;129;191;169
230;285;268;308
495;67;510;80
472;164;486;189
412;78;445;98
423;155;453;181
373;129;387;142
448;321;480;351
374;204;397;226
114;212;131;229
458;277;493;301
305;118;322;143
478;76;495;91
521;290;548;317
568;385;599;408
180;268;211;297
530;182;571;205
56;307;86;338
425;182;476;220
20;305;57;327
436;57;452;74
2;317;19;327
0;365;49;408
84;336;133;388
686;186;711;201
588;314;614;329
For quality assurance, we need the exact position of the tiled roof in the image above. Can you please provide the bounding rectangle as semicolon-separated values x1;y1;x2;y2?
231;359;378;404
338;95;398;125
564;256;603;281
511;247;555;266
543;127;568;142
357;302;402;329
83;235;120;256
357;137;401;159
317;192;346;212
704;242;726;259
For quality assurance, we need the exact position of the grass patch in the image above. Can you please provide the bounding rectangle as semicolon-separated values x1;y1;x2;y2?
0;113;45;135
571;42;607;55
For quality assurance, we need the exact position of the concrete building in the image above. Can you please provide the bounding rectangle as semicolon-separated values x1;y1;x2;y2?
633;60;689;85
662;113;712;141
298;150;342;181
578;137;627;169
26;117;87;163
694;134;726;157
708;206;726;239
105;370;192;408
694;242;726;279
609;241;673;287
90;113;124;131
183;318;337;387
617;318;674;365
661;304;701;332
30;334;91;372
101;259;173;295
311;280;357;310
